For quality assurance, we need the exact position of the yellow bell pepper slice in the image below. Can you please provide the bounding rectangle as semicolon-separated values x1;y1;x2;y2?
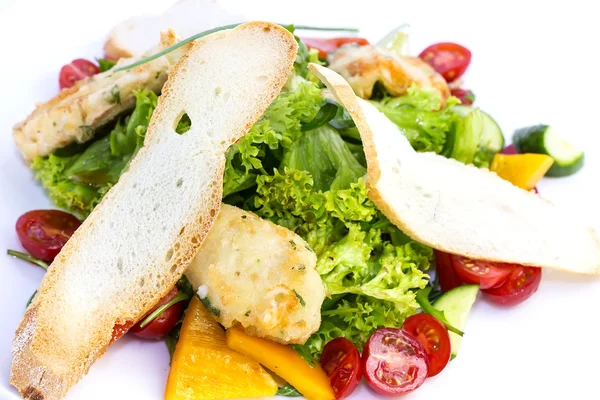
491;153;554;190
164;297;277;400
226;327;335;400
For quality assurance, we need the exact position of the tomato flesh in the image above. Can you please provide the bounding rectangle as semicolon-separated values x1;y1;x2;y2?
59;58;99;89
435;250;464;292
419;42;471;82
16;210;81;264
451;255;512;289
130;287;184;339
450;88;475;105
363;328;428;396
320;337;362;399
402;314;451;377
111;321;134;343
482;266;542;306
301;37;369;58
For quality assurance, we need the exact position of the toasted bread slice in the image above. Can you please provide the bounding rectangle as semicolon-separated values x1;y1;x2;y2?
185;204;324;345
309;63;600;275
11;22;297;400
104;0;242;60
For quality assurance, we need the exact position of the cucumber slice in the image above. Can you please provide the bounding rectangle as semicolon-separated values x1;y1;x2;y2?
452;105;505;167
433;285;479;359
513;124;584;177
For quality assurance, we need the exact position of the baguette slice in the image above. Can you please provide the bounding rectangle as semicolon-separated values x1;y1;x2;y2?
309;63;600;275
104;0;242;59
11;22;297;400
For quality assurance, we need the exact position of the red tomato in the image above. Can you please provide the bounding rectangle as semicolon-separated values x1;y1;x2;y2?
319;338;362;399
434;250;464;292
301;37;369;59
363;328;428;396
482;266;542;306
16;210;81;264
451;255;513;289
402;314;451;377
130;287;184;339
501;144;517;155
419;42;471;82
450;88;475;105
59;58;99;89
111;321;134;343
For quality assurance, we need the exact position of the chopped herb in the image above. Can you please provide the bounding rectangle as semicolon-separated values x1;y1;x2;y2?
289;240;297;250
52;122;57;127
276;384;302;397
293;289;306;307
155;71;161;80
297;264;306;271
108;85;121;105
26;290;37;307
199;296;221;317
241;215;247;219
245;310;251;317
256;259;260;263
7;250;48;271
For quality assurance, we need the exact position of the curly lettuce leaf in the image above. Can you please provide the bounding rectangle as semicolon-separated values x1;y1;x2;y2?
223;78;324;197
373;86;460;154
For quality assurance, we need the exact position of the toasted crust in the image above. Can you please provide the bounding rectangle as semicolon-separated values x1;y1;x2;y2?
11;22;297;400
309;63;600;275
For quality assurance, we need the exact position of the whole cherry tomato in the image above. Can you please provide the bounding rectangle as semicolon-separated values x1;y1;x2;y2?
59;58;99;89
319;337;362;399
363;328;428;396
130;287;185;340
16;210;81;264
402;314;451;377
482;266;542;306
301;37;369;58
419;42;471;82
451;255;513;290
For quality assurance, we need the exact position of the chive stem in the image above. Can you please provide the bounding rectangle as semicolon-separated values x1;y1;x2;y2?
138;292;190;328
114;23;358;72
7;250;48;271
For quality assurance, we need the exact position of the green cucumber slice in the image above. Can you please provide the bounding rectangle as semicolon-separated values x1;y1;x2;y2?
433;285;479;358
513;124;584;177
452;105;505;167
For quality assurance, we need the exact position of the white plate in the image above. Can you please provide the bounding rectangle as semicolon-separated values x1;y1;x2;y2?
1;1;599;399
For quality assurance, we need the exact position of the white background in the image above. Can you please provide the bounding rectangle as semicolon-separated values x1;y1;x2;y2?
1;0;599;399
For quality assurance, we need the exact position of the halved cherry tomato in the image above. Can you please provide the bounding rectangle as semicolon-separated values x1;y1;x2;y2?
435;250;464;292
363;328;428;396
450;88;475;105
319;338;362;399
300;37;369;59
130;287;184;339
59;58;99;89
419;42;471;82
16;210;81;264
451;255;513;289
402;314;451;377
482;266;542;306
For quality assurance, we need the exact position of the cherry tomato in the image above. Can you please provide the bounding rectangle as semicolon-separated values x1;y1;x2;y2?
111;321;134;343
434;250;464;292
419;42;471;82
402;314;451;377
59;58;99;89
301;37;369;59
451;255;513;290
363;328;428;396
16;210;81;264
130;287;184;339
482;266;542;306
502;144;517;155
319;338;362;399
450;88;475;105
